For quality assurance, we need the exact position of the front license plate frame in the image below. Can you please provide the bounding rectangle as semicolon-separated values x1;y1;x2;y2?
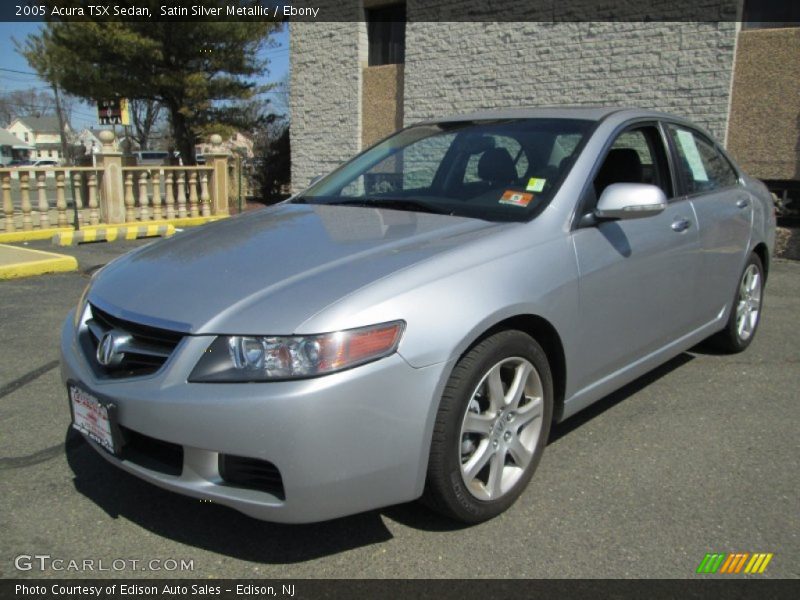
68;381;122;455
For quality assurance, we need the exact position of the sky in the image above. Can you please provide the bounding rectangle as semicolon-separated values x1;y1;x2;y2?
0;21;290;131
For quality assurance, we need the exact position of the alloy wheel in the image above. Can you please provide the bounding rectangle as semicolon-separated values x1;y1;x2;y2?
736;263;762;341
459;357;544;501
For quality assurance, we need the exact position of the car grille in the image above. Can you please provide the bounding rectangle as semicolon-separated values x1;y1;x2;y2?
81;304;183;378
119;426;184;476
219;454;285;500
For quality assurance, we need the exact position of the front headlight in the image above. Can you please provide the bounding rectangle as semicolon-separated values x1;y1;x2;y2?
73;264;107;329
73;282;92;329
188;321;405;382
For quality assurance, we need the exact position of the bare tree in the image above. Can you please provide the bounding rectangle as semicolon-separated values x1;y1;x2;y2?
129;99;163;150
0;88;56;125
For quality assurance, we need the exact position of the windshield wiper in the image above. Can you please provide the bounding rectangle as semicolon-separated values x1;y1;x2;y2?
323;197;450;216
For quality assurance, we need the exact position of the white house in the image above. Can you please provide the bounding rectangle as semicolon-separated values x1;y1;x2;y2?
0;128;34;165
7;116;72;163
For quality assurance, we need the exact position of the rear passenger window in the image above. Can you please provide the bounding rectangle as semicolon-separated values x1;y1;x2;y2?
667;125;739;195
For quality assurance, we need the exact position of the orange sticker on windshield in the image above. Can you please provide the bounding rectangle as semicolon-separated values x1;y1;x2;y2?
499;190;533;207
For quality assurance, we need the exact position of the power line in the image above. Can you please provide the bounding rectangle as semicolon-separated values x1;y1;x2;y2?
0;67;40;77
0;77;49;87
0;84;53;92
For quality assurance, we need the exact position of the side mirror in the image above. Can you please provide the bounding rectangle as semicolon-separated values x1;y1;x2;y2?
595;183;667;220
309;175;324;186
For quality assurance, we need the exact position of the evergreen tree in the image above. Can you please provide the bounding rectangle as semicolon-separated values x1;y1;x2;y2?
20;1;282;162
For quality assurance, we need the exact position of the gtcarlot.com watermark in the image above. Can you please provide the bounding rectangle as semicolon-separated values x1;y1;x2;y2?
14;554;194;573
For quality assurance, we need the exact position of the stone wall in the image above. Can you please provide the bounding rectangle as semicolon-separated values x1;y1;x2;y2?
403;21;738;141
290;20;363;192
405;0;738;22
289;2;742;191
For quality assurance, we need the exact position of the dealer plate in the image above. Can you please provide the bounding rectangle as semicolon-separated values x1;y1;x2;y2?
68;384;119;454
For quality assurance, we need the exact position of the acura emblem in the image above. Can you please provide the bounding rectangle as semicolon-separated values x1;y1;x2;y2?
96;330;130;367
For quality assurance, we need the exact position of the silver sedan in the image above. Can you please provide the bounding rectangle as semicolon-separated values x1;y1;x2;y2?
61;107;775;523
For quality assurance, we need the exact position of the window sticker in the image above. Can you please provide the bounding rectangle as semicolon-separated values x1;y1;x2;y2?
499;190;534;207
526;177;546;193
675;129;709;182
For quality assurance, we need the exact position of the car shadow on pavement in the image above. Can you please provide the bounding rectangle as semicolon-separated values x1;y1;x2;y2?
686;340;735;356
380;503;474;532
548;351;695;444
64;428;395;564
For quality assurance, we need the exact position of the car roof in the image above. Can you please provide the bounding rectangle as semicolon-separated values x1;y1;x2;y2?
415;106;676;124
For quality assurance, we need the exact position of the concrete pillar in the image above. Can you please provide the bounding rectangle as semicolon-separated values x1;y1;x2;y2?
96;130;126;224
204;134;230;216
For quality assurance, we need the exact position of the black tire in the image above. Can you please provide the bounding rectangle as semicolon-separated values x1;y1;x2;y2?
707;253;765;353
423;330;553;523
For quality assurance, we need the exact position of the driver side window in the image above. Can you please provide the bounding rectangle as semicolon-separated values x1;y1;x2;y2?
593;126;673;202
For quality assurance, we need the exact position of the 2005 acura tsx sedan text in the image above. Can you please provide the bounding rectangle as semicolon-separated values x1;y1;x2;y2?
61;107;775;523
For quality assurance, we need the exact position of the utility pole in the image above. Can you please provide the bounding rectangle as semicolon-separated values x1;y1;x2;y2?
52;81;79;230
52;83;70;165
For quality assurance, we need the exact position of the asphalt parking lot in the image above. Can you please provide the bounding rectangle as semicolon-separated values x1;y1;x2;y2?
1;238;798;579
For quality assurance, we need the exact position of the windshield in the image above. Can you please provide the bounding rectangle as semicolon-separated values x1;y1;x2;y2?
294;118;595;222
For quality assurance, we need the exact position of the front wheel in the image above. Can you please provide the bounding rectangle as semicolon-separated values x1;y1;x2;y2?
707;253;765;353
423;330;553;523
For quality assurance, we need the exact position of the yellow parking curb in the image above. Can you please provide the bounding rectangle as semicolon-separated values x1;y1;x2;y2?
0;244;78;279
52;224;175;246
149;215;228;228
0;227;74;244
1;214;227;244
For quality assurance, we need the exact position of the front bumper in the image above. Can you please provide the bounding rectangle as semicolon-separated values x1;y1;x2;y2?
60;313;452;523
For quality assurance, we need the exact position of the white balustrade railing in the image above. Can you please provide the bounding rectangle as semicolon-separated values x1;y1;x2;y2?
0;167;101;232
120;167;214;222
0;164;219;233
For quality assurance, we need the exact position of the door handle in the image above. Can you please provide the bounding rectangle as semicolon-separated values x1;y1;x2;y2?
671;218;691;232
736;197;750;209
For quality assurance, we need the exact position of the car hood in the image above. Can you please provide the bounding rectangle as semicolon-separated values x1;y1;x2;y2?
89;203;502;334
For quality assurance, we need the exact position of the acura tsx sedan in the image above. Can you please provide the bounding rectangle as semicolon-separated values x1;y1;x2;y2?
61;107;775;523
